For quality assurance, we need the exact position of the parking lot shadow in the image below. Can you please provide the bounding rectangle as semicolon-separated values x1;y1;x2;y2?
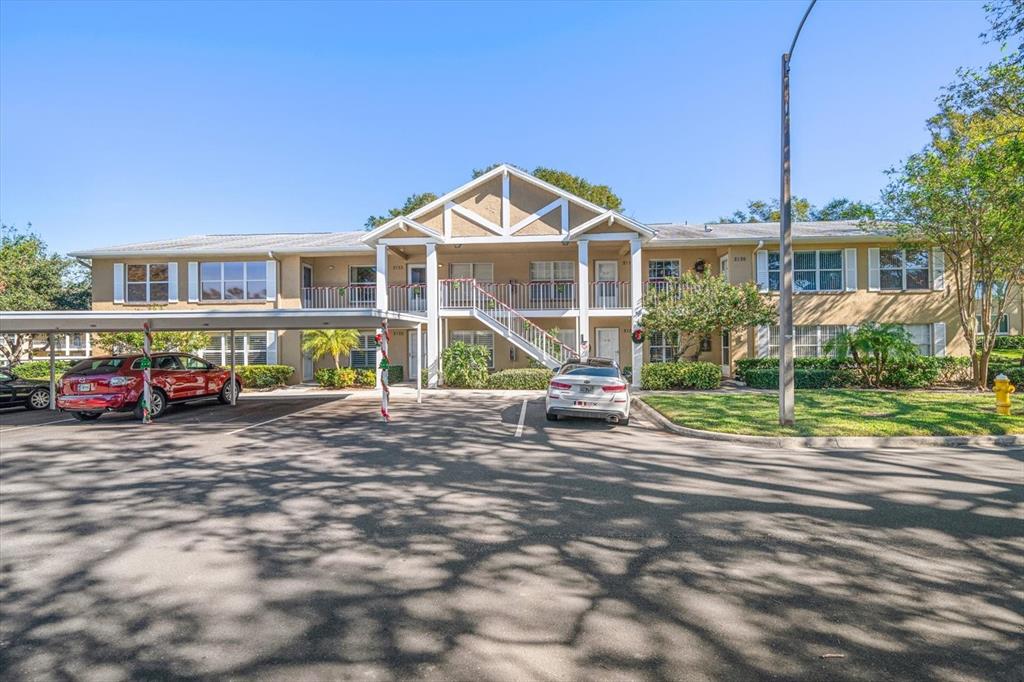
1;393;1021;680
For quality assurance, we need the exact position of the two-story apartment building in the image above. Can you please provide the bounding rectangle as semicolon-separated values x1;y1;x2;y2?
70;165;1021;386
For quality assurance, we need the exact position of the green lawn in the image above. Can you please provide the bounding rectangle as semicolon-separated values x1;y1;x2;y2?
642;390;1024;437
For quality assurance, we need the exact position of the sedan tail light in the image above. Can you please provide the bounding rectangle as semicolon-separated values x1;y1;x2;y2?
549;380;572;390
602;383;628;392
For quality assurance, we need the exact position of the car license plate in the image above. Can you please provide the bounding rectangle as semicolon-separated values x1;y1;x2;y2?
77;383;93;392
578;386;593;393
574;400;596;407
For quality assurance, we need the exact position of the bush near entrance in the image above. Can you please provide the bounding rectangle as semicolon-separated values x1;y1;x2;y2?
315;368;376;389
234;365;294;389
640;362;721;390
486;368;553;390
993;335;1024;350
11;359;73;380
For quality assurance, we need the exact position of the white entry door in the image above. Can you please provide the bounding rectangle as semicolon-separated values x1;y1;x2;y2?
408;330;425;380
596;328;620;364
594;260;619;308
407;265;426;312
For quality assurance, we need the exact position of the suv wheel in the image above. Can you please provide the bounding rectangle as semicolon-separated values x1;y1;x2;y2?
134;388;167;420
218;380;240;405
26;388;50;410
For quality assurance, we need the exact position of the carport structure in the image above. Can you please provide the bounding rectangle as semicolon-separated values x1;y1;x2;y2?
1;308;428;413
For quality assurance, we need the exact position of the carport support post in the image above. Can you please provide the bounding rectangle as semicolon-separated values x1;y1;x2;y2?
142;323;153;424
229;329;236;406
416;323;422;403
48;333;56;410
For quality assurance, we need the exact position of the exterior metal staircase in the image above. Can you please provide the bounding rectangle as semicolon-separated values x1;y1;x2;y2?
460;280;577;369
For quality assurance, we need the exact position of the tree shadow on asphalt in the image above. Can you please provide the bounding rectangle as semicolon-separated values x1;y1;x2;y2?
1;394;1021;681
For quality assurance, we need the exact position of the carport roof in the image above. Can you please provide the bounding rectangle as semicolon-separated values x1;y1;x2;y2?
0;308;427;333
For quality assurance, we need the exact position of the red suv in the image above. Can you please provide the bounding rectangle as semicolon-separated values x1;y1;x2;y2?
57;353;242;421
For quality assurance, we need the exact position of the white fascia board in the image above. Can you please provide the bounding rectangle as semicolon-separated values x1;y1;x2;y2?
378;237;443;246
574;232;645;242
645;234;900;248
568;212;655;240
361;217;444;245
69;245;375;258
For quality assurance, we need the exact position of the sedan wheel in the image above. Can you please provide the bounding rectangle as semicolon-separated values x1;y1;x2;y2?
27;389;50;410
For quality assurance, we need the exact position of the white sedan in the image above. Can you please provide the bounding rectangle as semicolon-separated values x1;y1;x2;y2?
545;358;630;426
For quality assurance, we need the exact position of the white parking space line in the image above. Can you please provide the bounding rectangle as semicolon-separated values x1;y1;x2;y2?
0;418;75;433
514;399;529;438
225;400;343;436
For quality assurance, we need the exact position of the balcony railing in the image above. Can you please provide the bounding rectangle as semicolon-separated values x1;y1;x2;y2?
591;281;631;309
440;279;578;310
301;284;426;312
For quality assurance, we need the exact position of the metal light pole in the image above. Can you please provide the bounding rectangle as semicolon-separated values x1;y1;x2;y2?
779;0;816;426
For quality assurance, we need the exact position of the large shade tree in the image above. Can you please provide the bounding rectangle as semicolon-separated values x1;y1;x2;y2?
0;224;91;365
880;59;1024;388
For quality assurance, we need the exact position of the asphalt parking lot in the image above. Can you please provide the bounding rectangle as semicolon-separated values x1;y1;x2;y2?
1;392;1021;681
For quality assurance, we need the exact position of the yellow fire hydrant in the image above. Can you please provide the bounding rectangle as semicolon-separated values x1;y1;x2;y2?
994;373;1015;416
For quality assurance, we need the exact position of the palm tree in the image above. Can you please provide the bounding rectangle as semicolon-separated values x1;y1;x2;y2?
302;329;361;369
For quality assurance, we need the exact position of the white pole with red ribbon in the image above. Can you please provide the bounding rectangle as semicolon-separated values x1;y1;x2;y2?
376;319;391;422
142;322;153;424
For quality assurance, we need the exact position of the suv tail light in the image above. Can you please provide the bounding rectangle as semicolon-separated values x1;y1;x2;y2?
549;380;572;390
109;376;134;386
602;383;627;393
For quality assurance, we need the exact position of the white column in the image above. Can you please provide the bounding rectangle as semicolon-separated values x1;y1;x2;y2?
426;243;440;388
416;323;423;403
48;333;56;410
578;239;590;356
229;329;236;406
630;238;643;388
376;243;389;311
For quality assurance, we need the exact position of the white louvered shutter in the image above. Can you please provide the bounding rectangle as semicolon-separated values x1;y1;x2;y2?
844;248;857;291
188;262;199;302
113;263;125;303
932;322;946;357
931;247;945;291
166;262;179;303
867;248;881;292
266;260;278;302
266;331;278;364
756;326;770;358
755;251;769;292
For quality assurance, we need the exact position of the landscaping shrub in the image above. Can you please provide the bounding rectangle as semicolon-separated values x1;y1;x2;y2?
314;367;357;388
355;369;376;387
993;335;1024;350
742;367;858;390
486;368;553;390
640;362;721;390
736;357;841;381
11;360;73;380
933;356;973;385
441;342;490;388
235;364;294;389
386;364;404;383
879;357;941;389
988;365;1024;387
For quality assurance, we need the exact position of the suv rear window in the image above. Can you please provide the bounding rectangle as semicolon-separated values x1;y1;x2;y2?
561;365;621;378
66;358;128;376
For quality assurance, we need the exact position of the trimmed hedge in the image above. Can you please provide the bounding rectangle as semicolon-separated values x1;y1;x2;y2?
993;335;1024;350
743;367;859;390
640;362;721;390
486;368;553;390
386;365;404;383
11;360;73;380
988;365;1024;387
314;367;377;388
235;364;294;389
739;355;973;389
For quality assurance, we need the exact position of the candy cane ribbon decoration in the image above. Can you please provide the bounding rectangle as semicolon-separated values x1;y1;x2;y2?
376;319;391;422
142;322;153;424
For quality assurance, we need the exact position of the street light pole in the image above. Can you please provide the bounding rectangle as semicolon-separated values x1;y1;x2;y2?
779;0;816;426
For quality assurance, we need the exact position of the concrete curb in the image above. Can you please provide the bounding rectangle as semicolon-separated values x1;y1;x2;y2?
631;398;1024;449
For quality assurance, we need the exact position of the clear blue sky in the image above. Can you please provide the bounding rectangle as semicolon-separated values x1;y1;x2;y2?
0;0;1003;255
